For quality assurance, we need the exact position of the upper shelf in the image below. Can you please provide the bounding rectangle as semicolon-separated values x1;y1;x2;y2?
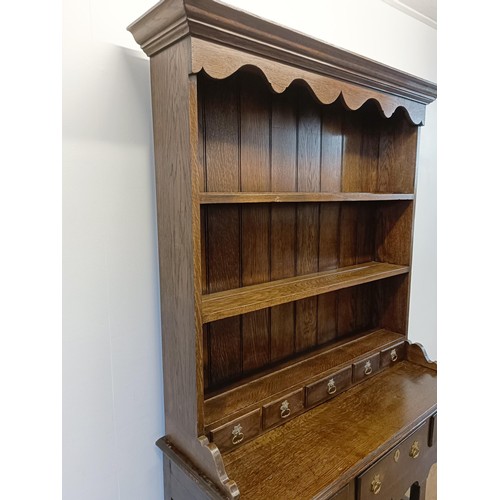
200;192;414;204
127;0;437;125
202;261;409;323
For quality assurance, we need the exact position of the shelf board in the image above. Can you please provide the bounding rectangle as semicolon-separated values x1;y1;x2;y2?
199;192;414;204
202;261;409;324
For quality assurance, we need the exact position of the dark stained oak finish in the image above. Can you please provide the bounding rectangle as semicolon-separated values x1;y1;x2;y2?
202;262;409;323
352;352;381;383
356;418;435;500
305;365;352;408
199;192;415;204
210;408;262;454
127;1;437;498
262;388;305;429
223;361;437;500
204;329;403;426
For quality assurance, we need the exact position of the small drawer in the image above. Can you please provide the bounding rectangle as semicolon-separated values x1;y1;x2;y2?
263;388;304;429
305;366;352;407
209;408;261;453
380;342;406;369
356;419;435;500
352;353;380;383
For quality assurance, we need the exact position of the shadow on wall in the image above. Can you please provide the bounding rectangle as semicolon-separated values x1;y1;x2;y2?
64;44;154;149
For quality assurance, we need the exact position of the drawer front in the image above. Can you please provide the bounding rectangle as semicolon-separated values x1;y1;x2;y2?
357;418;436;500
305;366;352;407
352;353;380;383
263;388;304;429
380;342;406;369
209;408;261;453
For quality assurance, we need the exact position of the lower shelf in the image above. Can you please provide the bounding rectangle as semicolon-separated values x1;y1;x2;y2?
222;360;437;500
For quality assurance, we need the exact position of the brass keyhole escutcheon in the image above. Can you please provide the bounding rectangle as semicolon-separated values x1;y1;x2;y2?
327;378;337;395
370;474;382;495
394;449;400;462
390;348;398;362
280;400;291;418
409;440;420;459
364;360;373;376
231;424;244;445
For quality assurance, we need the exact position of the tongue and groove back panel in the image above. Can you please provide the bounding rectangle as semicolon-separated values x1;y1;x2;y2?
197;71;417;392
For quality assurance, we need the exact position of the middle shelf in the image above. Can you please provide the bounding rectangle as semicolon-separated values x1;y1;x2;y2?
202;261;409;323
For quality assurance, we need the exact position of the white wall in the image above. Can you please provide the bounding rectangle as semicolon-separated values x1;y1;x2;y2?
62;1;436;499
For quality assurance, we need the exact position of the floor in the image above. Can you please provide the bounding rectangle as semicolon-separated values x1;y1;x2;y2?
426;464;437;499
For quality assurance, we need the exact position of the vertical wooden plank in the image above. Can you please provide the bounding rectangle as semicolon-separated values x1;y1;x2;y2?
376;201;413;266
209;318;242;387
240;75;270;192
376;275;410;336
320;108;343;192
337;203;357;337
203;324;209;390
204;76;239;192
317;108;343;344
355;282;374;333
378;112;418;194
241;203;270;372
356;203;375;264
204;76;241;386
200;206;207;294
201;207;209;390
342;109;379;193
295;93;321;352
197;77;206;192
270;90;297;361
374;199;413;336
206;206;241;386
317;203;340;344
150;40;199;438
240;76;271;373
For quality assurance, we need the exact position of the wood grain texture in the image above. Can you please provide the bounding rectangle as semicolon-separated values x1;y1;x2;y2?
262;388;304;429
356;418;436;500
210;408;262;453
223;361;437;500
342;108;380;193
150;38;199;439
133;3;437;499
199;192;414;203
190;38;428;125
295;96;321;351
240;77;271;373
151;39;239;499
204;329;403;425
129;0;437;109
305;365;352;408
202;262;409;323
269;90;297;362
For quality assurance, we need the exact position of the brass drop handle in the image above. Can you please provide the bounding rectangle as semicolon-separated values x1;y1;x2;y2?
364;360;373;376
327;378;337;395
370;474;382;495
390;348;398;362
231;424;244;445
409;440;420;459
280;400;291;418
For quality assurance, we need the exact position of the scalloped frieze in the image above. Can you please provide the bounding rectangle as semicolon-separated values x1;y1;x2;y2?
191;38;426;125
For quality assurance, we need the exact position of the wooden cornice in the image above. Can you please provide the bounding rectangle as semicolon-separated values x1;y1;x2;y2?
128;0;437;120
